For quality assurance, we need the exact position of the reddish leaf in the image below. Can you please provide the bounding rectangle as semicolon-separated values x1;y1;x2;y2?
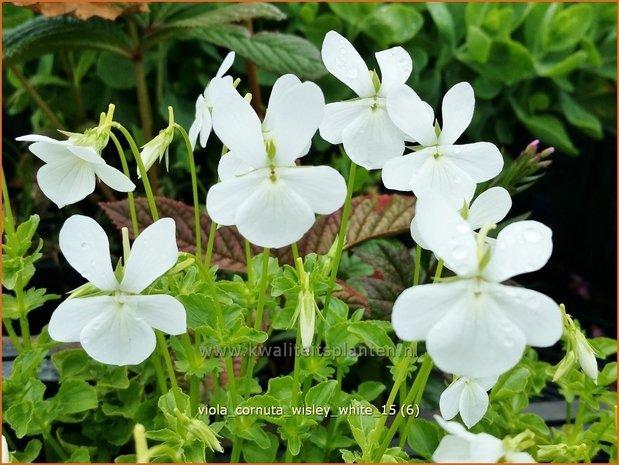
99;193;415;273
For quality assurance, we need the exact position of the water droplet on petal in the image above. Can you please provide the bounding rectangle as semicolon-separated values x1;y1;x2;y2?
80;242;87;248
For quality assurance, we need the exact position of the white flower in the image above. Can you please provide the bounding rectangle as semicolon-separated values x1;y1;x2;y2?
433;416;535;463
411;186;512;250
16;135;135;208
392;195;562;378
206;74;347;249
48;215;186;366
139;126;174;177
439;375;498;428
382;82;503;205
319;30;412;170
189;51;235;150
2;435;9;463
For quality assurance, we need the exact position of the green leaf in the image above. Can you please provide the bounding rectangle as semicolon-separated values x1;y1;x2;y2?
96;52;136;89
3;3;35;30
196;25;326;80
545;4;593;52
559;92;603;139
1;287;59;319
3;16;131;65
510;99;578;155
241;431;279;462
346;400;380;455
305;380;338;408
426;3;456;48
266;376;294;405
360;4;424;47
356;381;386;402
516;413;550;438
459;39;535;84
11;439;42;463
491;367;530;401
67;447;91;463
54;379;98;415
348;321;395;356
536;50;588;77
144;3;286;47
466;26;492;63
407;418;443;460
589;337;618;358
5;401;35;438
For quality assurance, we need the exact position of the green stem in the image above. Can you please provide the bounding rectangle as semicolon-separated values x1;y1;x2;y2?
3;320;23;353
322;364;343;461
368;342;416;448
43;432;68;461
322;161;357;320
189;376;200;416
413;244;422;286
152;353;168;395
230;439;243;463
9;65;65;130
110;132;139;237
433;259;444;283
245;240;254;285
375;355;434;461
15;277;31;350
113;123;159;221
204;221;217;269
156;331;182;405
285;325;303;462
175;124;202;258
291;242;300;264
179;333;200;414
244;248;270;396
224;356;238;402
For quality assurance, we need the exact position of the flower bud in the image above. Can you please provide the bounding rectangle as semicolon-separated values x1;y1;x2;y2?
138;107;175;177
574;332;598;383
186;419;224;453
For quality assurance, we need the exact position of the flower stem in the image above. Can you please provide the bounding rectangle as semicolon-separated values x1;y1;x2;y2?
43;431;68;461
374;355;434;460
110;132;139;237
322;161;357;320
175;124;202;258
290;242;300;264
2;170;16;236
413;244;422;286
3;320;23;353
244;248;270;396
285;324;303;462
204;221;217;270
113;123;159;221
152;353;168;395
10;65;65;130
156;331;182;406
322;364;343;461
433;259;444;282
245;240;254;284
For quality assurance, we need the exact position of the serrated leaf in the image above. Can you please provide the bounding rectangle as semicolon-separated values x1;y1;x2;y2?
145;3;286;47
3;16;131;65
305;380;338;408
100;194;415;273
195;25;326;80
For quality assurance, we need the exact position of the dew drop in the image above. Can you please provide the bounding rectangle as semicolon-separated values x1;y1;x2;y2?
82;337;89;344
335;57;345;66
80;242;87;248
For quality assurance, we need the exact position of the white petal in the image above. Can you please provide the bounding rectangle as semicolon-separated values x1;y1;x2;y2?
235;178;315;249
459;381;489;428
433;435;476;463
80;305;156;366
278;165;346;215
410;155;477;210
27;141;73;164
321;30;374;97
376;46;413;97
211;89;267;168
199;105;213;149
319;99;369;145
476;375;499;391
130;295;187;335
65;145;105;165
48;296;116;342
299;295;316;349
434;415;472;438
17;134;65;144
391;281;470;341
94;163;135;192
341;105;405;170
426;292;527;378
386;85;436;146
215;51;235;77
2;435;8;464
442;142;504;183
575;335;598;383
413;195;478;276
467;187;512;230
189;95;206;150
217;151;253;181
486;284;562;347
37;158;96;208
381;148;432;191
439;378;467;420
264;78;325;164
59;215;118;291
409;217;430;249
120;218;178;294
482;220;553;282
206;169;266;225
469;434;506;462
264;74;302;114
438;82;475;145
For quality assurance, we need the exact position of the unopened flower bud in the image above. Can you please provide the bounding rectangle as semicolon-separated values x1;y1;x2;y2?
187;419;224;453
138;119;175;178
574;332;598;383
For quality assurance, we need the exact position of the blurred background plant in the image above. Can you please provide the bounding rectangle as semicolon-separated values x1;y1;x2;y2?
2;1;616;357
